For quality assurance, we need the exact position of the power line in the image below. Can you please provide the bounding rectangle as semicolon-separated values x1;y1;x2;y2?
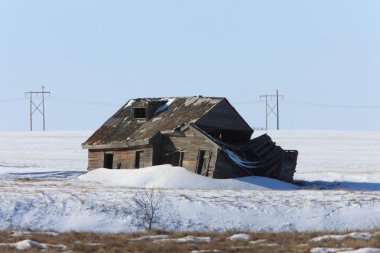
230;98;380;109
284;99;380;108
0;96;121;107
231;99;261;105
49;96;122;107
0;97;25;103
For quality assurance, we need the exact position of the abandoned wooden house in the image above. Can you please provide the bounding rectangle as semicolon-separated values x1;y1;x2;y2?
82;96;298;182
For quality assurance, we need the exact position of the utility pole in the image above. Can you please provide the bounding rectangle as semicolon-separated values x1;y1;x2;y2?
25;85;51;131
260;90;283;130
276;89;280;130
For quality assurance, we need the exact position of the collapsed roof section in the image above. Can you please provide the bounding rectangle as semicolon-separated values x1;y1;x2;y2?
82;96;245;149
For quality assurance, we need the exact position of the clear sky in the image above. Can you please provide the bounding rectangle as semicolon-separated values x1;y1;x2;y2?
1;0;380;131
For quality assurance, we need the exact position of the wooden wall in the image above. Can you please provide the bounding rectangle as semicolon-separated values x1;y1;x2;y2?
162;127;219;176
113;150;136;168
88;127;226;177
143;147;153;167
87;146;154;170
88;150;104;170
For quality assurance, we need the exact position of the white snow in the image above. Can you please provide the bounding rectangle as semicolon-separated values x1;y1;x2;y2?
0;131;89;178
78;165;298;190
154;98;175;116
0;240;47;250
130;235;170;241
311;232;374;242
249;239;266;245
0;240;66;250
260;130;380;184
339;249;380;253
311;249;380;253
1;131;380;233
310;248;354;253
263;243;280;247
191;250;222;253
155;236;212;243
124;99;135;109
11;231;59;237
227;234;251;241
129;234;211;243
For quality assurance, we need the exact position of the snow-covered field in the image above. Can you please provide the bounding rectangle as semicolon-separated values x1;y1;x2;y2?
0;130;380;233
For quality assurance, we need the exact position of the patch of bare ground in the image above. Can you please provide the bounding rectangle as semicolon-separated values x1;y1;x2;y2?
0;230;379;252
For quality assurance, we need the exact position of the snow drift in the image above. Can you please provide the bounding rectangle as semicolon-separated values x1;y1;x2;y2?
78;165;299;190
2;131;380;233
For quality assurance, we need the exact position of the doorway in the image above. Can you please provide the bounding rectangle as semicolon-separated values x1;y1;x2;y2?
135;150;144;168
196;150;210;175
104;153;114;169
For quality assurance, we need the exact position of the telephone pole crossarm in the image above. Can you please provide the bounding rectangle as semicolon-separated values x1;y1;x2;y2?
25;86;51;131
259;90;284;130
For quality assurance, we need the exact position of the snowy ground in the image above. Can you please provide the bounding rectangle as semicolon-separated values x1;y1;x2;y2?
263;130;380;185
0;130;380;233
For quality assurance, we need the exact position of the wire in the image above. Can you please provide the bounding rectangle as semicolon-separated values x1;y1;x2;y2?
4;94;380;110
283;99;380;109
231;99;262;105
0;97;25;103
231;97;380;108
48;96;122;107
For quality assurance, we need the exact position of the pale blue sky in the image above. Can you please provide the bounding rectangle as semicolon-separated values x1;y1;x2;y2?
1;0;380;131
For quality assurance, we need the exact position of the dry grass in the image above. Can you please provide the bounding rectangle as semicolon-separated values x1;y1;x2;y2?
0;229;379;252
10;178;43;183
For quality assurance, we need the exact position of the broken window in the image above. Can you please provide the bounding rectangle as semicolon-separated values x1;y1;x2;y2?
133;107;147;119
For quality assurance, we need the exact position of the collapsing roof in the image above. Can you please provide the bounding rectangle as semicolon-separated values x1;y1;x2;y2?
82;96;298;183
82;96;251;149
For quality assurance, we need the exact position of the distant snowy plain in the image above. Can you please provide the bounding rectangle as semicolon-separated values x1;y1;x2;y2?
0;130;380;232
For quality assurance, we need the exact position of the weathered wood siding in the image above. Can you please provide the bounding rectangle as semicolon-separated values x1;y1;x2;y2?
143;147;154;167
195;99;253;133
113;150;136;168
88;150;104;170
87;146;154;170
162;127;219;176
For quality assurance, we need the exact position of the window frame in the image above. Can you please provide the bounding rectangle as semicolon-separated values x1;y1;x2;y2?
133;107;147;119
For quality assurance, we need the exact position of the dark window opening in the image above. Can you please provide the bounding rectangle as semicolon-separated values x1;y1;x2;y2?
196;150;206;175
104;153;114;169
135;150;144;168
169;151;184;167
134;107;147;119
178;152;184;167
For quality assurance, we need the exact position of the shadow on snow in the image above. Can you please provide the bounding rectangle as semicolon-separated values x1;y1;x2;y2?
4;171;86;179
295;180;380;191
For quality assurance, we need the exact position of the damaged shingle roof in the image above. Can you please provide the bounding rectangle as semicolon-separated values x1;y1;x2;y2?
82;96;224;149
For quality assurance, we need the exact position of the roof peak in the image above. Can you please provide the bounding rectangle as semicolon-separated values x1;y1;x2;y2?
129;96;225;100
